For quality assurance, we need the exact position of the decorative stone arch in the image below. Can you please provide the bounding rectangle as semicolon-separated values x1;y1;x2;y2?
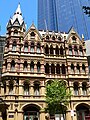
74;102;90;110
45;79;54;84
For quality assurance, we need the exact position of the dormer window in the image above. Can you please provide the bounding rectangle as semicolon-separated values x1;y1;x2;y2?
30;32;35;36
30;42;34;52
72;36;76;43
14;30;18;35
12;41;17;51
24;42;28;52
37;43;41;53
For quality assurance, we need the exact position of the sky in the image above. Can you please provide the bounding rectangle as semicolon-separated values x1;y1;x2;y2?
0;0;37;35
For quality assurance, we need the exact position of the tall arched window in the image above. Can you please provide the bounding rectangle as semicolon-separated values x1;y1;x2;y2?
71;64;74;73
37;62;41;72
61;64;66;74
45;63;49;74
50;45;53;55
60;46;64;55
34;81;40;96
56;64;60;74
12;41;17;51
5;60;7;69
51;64;55;74
24;42;28;52
72;36;76;43
30;61;34;72
74;82;79;95
74;46;78;55
58;36;61;41
69;45;72;55
82;64;86;73
55;45;59;56
52;36;55;40
46;35;49;40
11;60;15;71
82;82;87;95
24;82;29;95
45;45;49;54
9;81;13;95
6;41;9;48
37;43;41;53
23;61;28;71
77;64;80;73
79;46;83;56
3;82;6;94
30;42;34;52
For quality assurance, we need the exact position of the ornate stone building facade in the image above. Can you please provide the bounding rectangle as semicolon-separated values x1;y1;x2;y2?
0;4;90;120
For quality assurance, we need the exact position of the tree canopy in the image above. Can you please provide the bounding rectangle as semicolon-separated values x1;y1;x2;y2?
45;80;71;114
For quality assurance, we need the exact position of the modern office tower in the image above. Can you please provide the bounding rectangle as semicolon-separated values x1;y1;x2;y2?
0;4;90;120
0;36;6;80
38;0;90;40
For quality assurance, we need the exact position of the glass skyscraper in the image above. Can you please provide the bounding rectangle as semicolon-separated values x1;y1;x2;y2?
38;0;90;40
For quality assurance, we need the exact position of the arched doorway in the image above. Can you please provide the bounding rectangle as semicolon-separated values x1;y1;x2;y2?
76;103;90;120
23;104;40;120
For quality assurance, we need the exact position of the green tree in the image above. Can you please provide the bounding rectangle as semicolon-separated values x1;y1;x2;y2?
45;80;71;114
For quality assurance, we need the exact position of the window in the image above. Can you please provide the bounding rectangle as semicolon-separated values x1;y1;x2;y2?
60;46;64;55
37;62;41;72
56;64;60;74
82;64;86;73
11;60;15;71
34;81;40;96
4;82;6;94
50;45;53;55
45;63;49;74
55;46;59;55
46;35;49;40
61;64;66;74
82;82;87;95
30;32;35;36
14;30;18;35
58;36;61;41
74;46;78;55
12;41;16;51
37;43;41;53
45;45;49;54
5;60;7;69
51;64;55;74
52;36;55;40
72;36;76;43
77;64;80;73
23;61;28;71
24;42;28;52
24;82;29;95
71;64;74;73
69;45;72;55
9;83;13;95
30;42;34;52
74;82;79;95
79;46;83;56
7;41;9;48
30;61;34;72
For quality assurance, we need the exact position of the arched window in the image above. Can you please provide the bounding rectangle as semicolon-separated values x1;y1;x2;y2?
77;64;80;73
82;64;86;73
9;81;13;95
82;82;87;95
45;45;49;54
58;36;61;41
56;64;60;74
34;81;40;96
3;82;6;94
14;30;18;35
6;41;9;48
11;60;15;71
45;63;49;74
69;45;72;55
52;36;55;40
61;64;66;74
79;46;83;56
74;46;78;55
12;41;16;51
51;64;55;74
74;82;79;95
50;45;53;55
37;62;41;72
23;61;28;71
30;61;34;72
30;42;34;52
24;82;29;95
55;45;59;56
46;35;49;40
37;43;41;53
5;60;7;69
30;32;35;36
72;36;76;43
24;42;28;52
71;64;74;73
60;46;64;55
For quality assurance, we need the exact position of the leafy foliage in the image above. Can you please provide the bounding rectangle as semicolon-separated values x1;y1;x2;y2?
45;80;71;114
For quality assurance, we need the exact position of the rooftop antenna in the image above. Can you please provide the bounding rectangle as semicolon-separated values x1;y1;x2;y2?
44;19;47;31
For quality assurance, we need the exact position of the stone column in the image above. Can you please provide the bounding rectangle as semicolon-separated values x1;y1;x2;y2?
40;111;46;120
